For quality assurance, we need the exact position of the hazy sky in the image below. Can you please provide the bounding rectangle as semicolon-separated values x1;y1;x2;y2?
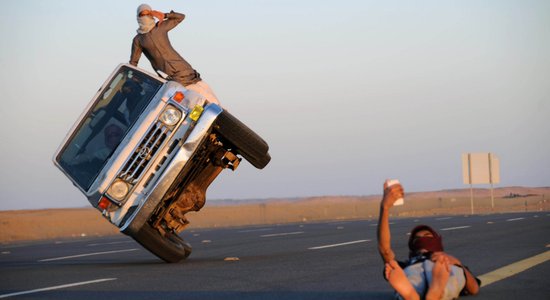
1;1;549;210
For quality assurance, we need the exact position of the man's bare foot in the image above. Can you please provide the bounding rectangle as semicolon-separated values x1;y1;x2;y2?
426;257;450;300
385;260;420;300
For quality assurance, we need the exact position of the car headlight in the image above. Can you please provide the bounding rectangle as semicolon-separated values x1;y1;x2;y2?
106;179;129;201
159;106;182;126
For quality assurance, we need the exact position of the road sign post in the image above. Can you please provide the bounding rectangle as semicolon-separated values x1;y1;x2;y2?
462;153;500;214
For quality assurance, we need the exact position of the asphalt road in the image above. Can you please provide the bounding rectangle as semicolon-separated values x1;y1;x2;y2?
1;212;548;299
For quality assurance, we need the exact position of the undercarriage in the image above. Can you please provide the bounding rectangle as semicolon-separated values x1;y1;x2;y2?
150;133;241;237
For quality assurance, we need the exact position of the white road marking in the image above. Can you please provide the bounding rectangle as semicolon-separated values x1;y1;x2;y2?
87;241;133;247
260;231;304;238
238;228;274;233
330;221;351;225
479;251;550;287
0;278;117;299
39;248;139;262
369;222;393;227
440;226;471;231
506;217;525;222
309;239;370;250
436;217;452;220
224;257;240;261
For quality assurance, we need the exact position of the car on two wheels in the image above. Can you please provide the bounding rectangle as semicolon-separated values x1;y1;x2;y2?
54;64;270;262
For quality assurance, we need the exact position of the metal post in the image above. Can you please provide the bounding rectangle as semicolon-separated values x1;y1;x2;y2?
489;153;495;209
470;184;474;215
260;203;266;224
468;154;474;215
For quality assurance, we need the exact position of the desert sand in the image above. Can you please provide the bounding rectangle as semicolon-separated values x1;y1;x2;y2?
1;187;548;244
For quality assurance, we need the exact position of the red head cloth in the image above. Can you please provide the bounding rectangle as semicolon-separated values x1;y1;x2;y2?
408;225;444;257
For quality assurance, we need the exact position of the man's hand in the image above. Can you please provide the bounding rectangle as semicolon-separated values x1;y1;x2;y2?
381;182;404;209
432;251;480;295
430;252;461;266
152;10;165;24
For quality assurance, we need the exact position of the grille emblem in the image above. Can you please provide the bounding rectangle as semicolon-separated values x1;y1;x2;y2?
138;147;151;159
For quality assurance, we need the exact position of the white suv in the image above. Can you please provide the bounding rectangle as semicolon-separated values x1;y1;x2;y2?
54;64;270;262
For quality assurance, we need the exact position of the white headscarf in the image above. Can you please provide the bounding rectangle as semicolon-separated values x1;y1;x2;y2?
137;16;155;34
136;4;155;34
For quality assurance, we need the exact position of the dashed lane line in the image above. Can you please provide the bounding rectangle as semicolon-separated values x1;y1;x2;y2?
479;250;550;287
87;241;133;247
38;248;139;262
0;278;117;299
238;228;274;233
309;239;371;250
440;226;471;231
369;222;396;227
260;231;304;238
506;217;525;222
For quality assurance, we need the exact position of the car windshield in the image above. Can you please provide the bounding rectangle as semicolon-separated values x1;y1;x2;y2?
56;66;163;190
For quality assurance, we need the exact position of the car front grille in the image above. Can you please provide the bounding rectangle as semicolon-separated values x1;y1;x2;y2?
120;122;171;184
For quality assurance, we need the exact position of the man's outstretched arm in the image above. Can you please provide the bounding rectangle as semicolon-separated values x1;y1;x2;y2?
377;183;404;263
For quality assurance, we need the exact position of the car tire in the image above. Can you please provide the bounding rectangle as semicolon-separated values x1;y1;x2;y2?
215;110;271;169
131;224;192;263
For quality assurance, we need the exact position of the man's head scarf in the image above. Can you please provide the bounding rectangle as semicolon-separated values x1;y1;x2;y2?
136;4;155;34
408;225;444;257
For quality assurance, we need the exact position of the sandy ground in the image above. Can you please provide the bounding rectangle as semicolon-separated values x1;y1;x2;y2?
1;187;548;244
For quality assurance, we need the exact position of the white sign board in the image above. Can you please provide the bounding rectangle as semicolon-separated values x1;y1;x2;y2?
462;153;500;185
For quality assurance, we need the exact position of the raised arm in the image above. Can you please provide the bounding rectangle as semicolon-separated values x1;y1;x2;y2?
158;11;185;31
377;182;404;264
